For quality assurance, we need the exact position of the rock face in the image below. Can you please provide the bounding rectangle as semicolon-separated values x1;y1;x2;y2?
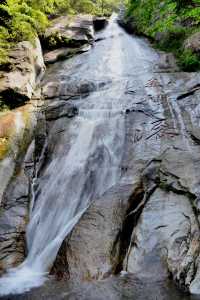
44;28;200;295
93;17;108;31
2;15;200;299
44;45;91;65
42;14;101;65
126;171;200;289
0;103;39;204
0;14;99;275
0;38;45;107
0;101;43;274
184;32;200;54
43;15;95;50
38;19;200;296
52;184;138;281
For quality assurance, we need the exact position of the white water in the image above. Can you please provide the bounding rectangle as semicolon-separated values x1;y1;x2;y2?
0;13;160;295
0;16;126;296
0;115;125;296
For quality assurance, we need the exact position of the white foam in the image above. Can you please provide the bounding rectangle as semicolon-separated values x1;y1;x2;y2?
0;266;47;296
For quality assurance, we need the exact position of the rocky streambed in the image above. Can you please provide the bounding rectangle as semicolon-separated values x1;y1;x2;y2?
1;14;200;299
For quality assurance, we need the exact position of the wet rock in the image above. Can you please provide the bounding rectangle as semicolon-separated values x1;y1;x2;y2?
126;188;200;288
0;38;45;107
93;17;108;31
0;275;192;300
44;45;91;65
52;184;136;281
117;15;138;34
45;101;78;121
2;16;200;298
42;82;61;99
190;126;200;145
119;146;200;292
43;15;94;50
95;37;106;43
184;32;200;54
177;84;200;100
41;22;200;294
0;171;29;274
156;53;178;72
0;104;38;204
42;80;97;99
0;101;46;274
44;48;71;65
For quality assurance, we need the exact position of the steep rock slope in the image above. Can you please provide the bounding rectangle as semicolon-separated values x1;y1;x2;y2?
1;15;200;298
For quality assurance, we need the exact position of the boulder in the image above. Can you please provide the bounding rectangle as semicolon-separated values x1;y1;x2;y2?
44;45;91;65
0;38;45;107
42;80;97;100
52;184;137;281
43;15;95;50
93;17;108;31
45;101;78;121
184;32;200;54
126;188;200;288
0;170;30;274
156;53;178;72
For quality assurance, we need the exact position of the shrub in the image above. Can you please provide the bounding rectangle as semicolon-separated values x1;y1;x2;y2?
0;0;120;63
126;0;200;71
179;49;200;71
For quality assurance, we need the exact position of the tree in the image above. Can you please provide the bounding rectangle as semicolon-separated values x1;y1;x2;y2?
175;0;194;11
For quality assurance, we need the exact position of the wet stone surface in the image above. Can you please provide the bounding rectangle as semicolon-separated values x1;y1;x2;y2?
1;275;200;300
2;14;200;299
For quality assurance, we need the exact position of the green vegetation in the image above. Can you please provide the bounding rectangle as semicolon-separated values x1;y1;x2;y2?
0;0;119;65
125;0;200;71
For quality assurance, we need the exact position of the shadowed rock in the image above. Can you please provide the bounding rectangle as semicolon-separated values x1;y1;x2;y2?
0;39;45;108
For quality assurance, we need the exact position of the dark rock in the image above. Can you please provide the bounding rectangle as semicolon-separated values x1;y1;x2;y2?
45;101;78;121
43;15;94;51
117;16;138;34
0;172;29;274
0;102;46;274
95;37;106;43
93;17;108;31
42;80;97;99
44;45;91;65
0;39;45;107
52;184;136;281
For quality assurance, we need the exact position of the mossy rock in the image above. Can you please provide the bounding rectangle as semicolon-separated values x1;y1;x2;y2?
42;31;88;50
0;138;10;160
0;104;35;161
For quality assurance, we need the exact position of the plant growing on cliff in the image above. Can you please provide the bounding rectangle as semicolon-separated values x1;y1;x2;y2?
125;0;200;71
0;0;120;65
179;49;200;71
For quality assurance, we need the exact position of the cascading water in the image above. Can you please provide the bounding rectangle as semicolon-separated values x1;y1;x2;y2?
1;8;200;299
0;9;161;295
0;16;128;295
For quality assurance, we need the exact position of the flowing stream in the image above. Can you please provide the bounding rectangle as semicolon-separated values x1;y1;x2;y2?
0;15;128;296
1;14;200;300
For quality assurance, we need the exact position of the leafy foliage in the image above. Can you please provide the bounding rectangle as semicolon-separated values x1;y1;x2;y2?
179;49;200;71
0;0;119;64
126;0;200;71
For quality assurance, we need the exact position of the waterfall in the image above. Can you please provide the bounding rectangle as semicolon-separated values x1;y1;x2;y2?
0;12;159;296
0;16;128;295
0;112;125;296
